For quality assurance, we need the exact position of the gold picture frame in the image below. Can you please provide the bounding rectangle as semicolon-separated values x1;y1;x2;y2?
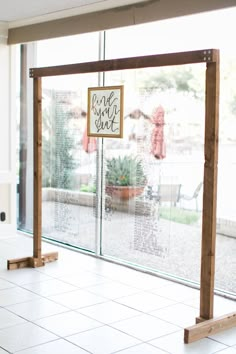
87;85;124;138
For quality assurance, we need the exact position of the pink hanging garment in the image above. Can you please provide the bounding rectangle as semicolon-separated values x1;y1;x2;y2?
82;126;97;153
150;105;166;159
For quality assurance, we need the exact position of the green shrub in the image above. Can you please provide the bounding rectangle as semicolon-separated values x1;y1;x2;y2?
106;156;146;186
80;184;96;193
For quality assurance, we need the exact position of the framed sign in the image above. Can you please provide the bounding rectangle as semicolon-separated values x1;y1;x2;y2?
87;85;124;138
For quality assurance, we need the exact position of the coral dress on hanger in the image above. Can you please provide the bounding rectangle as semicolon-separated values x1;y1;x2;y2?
150;105;166;160
82;126;97;153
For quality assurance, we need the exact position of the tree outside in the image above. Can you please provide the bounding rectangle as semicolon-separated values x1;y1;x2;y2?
42;89;78;190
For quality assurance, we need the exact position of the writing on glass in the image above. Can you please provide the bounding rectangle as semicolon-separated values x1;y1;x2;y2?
91;91;120;134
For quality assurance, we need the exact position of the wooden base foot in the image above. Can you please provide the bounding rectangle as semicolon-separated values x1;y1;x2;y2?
196;316;209;324
7;252;58;270
184;312;236;343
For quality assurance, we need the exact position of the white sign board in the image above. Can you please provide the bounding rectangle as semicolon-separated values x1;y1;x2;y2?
87;85;124;138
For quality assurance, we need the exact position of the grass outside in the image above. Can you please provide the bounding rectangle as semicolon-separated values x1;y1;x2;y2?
80;184;96;193
159;206;201;225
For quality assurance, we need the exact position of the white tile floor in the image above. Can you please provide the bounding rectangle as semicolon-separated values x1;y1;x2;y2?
0;233;235;354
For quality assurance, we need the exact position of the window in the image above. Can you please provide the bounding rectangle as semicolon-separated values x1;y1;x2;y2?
17;8;236;297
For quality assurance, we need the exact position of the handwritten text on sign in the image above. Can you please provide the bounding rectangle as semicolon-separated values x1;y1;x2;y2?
88;86;123;138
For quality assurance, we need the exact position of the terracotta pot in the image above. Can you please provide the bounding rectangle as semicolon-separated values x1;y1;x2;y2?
106;185;145;200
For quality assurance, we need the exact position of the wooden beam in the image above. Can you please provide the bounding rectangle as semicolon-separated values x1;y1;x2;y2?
7;257;32;270
33;77;44;267
42;252;59;264
184;312;236;343
200;51;220;320
29;252;59;267
7;252;58;270
29;49;218;78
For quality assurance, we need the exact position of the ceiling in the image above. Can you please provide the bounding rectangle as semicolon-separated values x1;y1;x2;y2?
0;0;149;26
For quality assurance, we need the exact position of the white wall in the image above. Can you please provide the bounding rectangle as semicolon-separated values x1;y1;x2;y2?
0;22;16;236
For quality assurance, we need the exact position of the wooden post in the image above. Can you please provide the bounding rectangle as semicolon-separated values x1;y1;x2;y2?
8;78;58;270
184;50;235;344
199;55;220;321
32;77;44;267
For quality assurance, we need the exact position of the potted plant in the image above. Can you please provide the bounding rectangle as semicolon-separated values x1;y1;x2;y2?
105;155;147;200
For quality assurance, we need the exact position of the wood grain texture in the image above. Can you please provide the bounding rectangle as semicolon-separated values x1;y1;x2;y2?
185;312;236;343
30;49;217;78
33;77;43;263
200;51;220;320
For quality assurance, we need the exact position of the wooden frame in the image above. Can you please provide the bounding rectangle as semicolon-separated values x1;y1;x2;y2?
87;85;124;138
8;49;235;342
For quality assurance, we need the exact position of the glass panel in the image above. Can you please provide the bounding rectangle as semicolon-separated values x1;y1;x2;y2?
18;44;35;233
38;33;101;251
104;7;236;296
41;74;98;251
102;65;205;284
16;45;21;225
37;32;100;66
215;53;236;296
18;32;100;251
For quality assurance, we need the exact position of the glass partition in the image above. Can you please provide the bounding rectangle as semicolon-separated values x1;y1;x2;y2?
101;65;205;284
